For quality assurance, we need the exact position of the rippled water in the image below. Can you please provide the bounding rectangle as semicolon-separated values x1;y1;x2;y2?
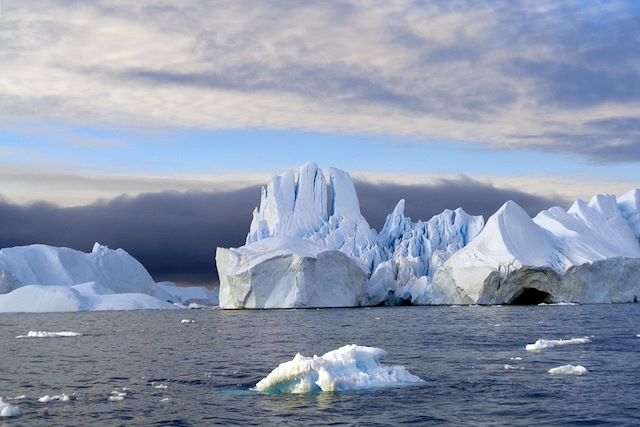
2;304;640;426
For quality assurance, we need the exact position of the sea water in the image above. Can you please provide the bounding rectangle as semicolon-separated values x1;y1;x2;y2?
1;304;640;425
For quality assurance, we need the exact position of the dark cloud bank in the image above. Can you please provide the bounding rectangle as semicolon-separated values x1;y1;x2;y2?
0;179;567;286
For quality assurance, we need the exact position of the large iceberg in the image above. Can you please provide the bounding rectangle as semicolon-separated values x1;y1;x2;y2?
217;163;640;308
0;243;217;312
431;192;640;304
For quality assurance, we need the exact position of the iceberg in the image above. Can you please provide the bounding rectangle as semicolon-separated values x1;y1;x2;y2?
217;237;368;309
433;194;640;305
254;344;424;393
0;398;21;418
0;243;216;312
217;163;640;308
525;337;592;352
548;365;588;376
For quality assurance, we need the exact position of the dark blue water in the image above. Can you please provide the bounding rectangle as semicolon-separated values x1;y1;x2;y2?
1;305;640;426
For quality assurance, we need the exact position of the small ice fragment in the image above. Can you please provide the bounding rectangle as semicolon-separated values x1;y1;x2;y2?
38;395;52;403
16;331;82;338
548;365;588;376
160;398;170;402
187;303;202;309
504;364;525;370
12;395;26;400
510;357;522;361
0;398;21;418
154;384;168;390
526;337;591;352
180;319;195;324
636;334;640;338
108;395;124;401
493;324;500;327
110;391;127;397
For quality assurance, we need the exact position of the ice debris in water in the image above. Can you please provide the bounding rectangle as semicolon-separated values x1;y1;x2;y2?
154;384;168;390
180;319;195;324
504;364;525;370
16;331;82;338
548;365;588;376
525;337;591;352
38;393;75;403
108;390;127;401
255;344;424;394
0;398;21;418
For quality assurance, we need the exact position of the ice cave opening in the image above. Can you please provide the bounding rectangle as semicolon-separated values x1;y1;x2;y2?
508;288;552;305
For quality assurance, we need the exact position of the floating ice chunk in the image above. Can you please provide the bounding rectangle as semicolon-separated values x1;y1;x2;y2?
0;398;21;418
38;393;74;403
180;319;195;324
510;357;523;361
108;395;124;401
548;365;588;375
16;330;82;338
154;384;168;390
526;337;591;352
255;344;424;394
160;397;171;402
504;364;525;370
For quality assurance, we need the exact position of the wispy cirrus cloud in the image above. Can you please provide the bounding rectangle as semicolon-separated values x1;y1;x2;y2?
1;1;640;161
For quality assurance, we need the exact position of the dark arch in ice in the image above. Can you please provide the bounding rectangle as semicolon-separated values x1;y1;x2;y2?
508;288;552;305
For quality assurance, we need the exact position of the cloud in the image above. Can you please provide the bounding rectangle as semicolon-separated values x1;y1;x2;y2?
2;1;640;162
0;177;567;285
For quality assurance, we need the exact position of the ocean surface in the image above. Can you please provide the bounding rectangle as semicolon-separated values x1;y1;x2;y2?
2;304;640;426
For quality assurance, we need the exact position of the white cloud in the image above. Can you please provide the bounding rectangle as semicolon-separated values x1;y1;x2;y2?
1;1;639;160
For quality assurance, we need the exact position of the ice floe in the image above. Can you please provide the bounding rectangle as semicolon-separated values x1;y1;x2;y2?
548;365;588;376
16;330;82;338
255;344;424;394
525;337;591;352
504;364;525;370
38;393;75;403
180;319;195;324
0;398;21;418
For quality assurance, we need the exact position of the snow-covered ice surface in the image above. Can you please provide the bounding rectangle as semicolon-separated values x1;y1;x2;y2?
525;337;592;352
218;163;640;308
0;398;21;418
548;365;588;376
0;244;217;312
255;344;424;394
15;330;82;338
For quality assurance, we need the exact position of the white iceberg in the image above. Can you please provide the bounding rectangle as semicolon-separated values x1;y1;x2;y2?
15;330;82;338
217;163;640;308
0;243;217;312
432;194;640;305
0;398;21;418
525;337;591;352
217;237;368;309
548;365;588;376
255;344;424;394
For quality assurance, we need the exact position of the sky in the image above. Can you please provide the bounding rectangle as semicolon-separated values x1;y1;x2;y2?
1;1;640;285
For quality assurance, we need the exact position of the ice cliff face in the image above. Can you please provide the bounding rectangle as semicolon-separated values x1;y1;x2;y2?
218;163;640;308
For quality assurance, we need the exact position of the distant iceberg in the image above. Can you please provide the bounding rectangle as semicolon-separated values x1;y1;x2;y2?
217;163;640;308
0;243;218;313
